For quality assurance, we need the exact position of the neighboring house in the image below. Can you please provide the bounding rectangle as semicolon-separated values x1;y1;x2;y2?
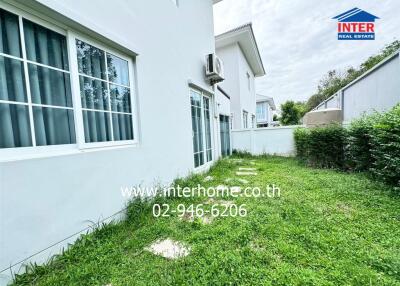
256;94;276;127
215;23;266;130
311;50;400;124
0;0;222;281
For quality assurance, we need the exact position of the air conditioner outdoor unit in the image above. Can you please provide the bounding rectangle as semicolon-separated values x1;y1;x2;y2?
205;53;224;84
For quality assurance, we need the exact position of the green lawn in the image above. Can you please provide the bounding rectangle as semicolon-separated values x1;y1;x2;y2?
13;155;400;286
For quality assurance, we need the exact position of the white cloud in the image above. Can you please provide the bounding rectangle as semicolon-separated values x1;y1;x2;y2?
213;0;400;107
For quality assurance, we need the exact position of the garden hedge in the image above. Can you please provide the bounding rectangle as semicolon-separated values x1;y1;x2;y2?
346;114;380;171
294;124;347;169
369;105;400;187
294;104;400;188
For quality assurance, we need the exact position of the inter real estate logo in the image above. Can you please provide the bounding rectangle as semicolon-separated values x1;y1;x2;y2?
333;8;379;40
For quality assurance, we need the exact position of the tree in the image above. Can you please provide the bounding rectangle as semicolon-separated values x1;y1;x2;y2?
280;100;305;125
273;114;278;121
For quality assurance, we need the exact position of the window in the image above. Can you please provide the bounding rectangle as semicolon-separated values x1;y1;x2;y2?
76;40;134;143
0;8;75;148
219;115;230;157
251;114;255;128
242;110;248;129
256;102;267;121
190;89;212;168
0;6;136;153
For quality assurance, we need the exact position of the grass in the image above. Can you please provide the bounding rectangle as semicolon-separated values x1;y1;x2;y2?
12;155;400;286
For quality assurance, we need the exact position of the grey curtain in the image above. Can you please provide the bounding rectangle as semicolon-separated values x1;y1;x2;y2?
203;97;212;162
220;115;231;157
77;40;111;143
24;19;75;146
77;40;133;143
190;90;204;167
0;9;32;148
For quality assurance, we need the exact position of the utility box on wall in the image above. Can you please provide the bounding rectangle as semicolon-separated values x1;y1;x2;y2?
303;108;343;127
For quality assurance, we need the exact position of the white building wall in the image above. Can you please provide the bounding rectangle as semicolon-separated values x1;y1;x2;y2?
216;89;231;116
216;43;257;129
0;0;216;281
267;104;275;124
216;44;240;127
326;93;340;109
343;55;400;123
237;47;256;127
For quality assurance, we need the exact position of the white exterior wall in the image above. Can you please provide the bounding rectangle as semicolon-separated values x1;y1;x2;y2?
216;44;240;127
216;89;231;116
237;47;256;128
216;43;257;129
326;93;341;109
343;55;400;123
0;0;217;281
231;126;297;156
268;105;274;123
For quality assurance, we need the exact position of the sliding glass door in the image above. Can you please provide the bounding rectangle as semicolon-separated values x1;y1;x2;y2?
219;115;231;157
190;89;212;168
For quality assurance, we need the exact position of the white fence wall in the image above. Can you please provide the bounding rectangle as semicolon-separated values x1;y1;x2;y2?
231;126;298;156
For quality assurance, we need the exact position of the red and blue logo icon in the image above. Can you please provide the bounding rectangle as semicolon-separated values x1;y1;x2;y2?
333;8;379;40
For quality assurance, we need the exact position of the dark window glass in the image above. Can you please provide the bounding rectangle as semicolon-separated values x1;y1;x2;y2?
29;64;72;107
24;19;69;70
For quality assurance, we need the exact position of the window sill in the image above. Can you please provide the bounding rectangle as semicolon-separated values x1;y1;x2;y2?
0;141;139;163
193;160;214;173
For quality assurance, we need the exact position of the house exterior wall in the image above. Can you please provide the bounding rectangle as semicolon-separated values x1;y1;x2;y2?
326;93;341;109
216;44;240;127
216;89;231;116
0;0;217;281
268;105;274;123
237;47;256;128
343;54;400;123
216;43;257;129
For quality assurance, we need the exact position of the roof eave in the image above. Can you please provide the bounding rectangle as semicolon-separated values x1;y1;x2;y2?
215;23;266;77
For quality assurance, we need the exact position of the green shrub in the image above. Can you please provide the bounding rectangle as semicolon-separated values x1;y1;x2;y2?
370;105;400;188
346;113;380;171
294;105;400;189
294;124;347;169
293;128;310;161
308;124;347;169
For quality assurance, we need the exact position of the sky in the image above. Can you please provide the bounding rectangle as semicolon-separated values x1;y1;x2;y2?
213;0;400;109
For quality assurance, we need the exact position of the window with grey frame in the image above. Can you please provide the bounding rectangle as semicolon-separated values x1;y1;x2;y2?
190;89;212;168
0;7;136;150
0;8;75;148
